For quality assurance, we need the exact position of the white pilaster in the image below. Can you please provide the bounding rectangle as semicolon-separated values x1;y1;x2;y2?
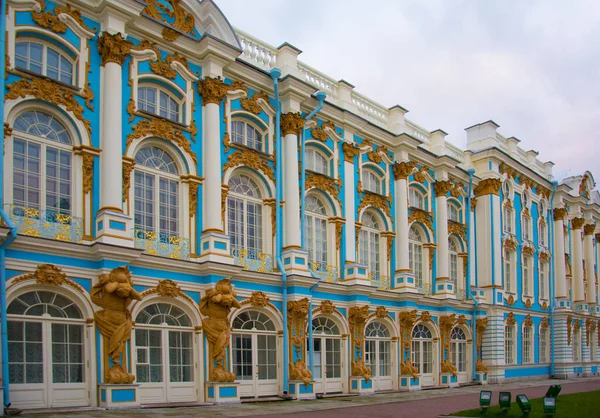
584;224;596;306
434;180;455;298
391;161;416;291
553;209;568;307
283;132;301;249
203;102;222;232
571;218;585;310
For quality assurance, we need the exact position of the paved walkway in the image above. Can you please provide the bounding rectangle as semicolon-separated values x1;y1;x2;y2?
23;377;600;418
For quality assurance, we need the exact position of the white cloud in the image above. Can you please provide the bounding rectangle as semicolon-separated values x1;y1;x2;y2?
217;0;600;182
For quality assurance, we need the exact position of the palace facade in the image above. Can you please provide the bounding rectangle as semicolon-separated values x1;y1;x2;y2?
1;0;599;410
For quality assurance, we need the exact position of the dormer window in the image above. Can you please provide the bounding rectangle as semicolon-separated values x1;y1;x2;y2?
232;120;263;152
16;41;74;85
138;86;180;123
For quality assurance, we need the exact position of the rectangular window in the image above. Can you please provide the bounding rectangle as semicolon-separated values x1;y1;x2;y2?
523;327;532;364
505;251;513;293
539;223;547;246
573;330;581;362
504;206;513;234
540;263;546;300
523;216;530;240
523;257;530;296
450;253;458;283
505;326;514;364
540;328;548;363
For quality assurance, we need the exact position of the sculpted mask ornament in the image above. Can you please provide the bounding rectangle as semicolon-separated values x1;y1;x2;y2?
91;266;142;384
319;300;336;314
249;291;270;308
375;306;389;319
200;278;241;382
156;279;182;298
33;263;67;286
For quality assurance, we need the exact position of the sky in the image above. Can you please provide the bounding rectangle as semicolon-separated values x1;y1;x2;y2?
215;0;599;184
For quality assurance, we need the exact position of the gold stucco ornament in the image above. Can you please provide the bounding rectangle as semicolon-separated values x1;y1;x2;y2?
200;278;241;382
91;266;142;384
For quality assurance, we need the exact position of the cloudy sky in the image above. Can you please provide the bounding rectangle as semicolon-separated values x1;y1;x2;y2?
217;0;599;183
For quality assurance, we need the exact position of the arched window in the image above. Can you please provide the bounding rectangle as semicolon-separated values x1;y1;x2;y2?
359;212;381;276
135;303;191;327
450;327;467;372
134;146;180;238
138;85;180;123
449;238;459;284
504;249;514;293
504;324;515;364
306;148;328;175
227;174;263;252
11;110;73;214
502;180;511;200
232;119;263;152
411;324;433;383
409;226;424;288
365;321;391;382
523;324;533;364
312;317;340;335
16;40;74;85
365;322;390;338
448;203;460;222
232;311;275;331
306;195;328;266
362;169;382;194
8;290;82;318
409;187;426;210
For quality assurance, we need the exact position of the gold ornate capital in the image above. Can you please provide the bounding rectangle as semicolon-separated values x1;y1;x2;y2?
553;207;568;221
98;32;132;66
281;112;305;136
571;217;585;230
474;178;502;197
434;180;454;197
596;233;600;243
240;91;269;114
392;161;416;180
584;224;596;236
198;77;229;105
342;142;360;162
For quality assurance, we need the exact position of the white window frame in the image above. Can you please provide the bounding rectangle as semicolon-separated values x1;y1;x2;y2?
522;325;533;364
449;237;459;284
227;173;265;253
359;212;382;277
409;186;426;210
503;205;514;234
409;226;424;288
539;261;548;301
505;325;515;364
362;169;383;195
539;326;549;363
305;147;330;176
573;328;581;362
231;118;265;152
539;220;547;247
523;255;532;297
137;84;182;123
306;194;329;266
448;202;460;223
522;213;532;241
15;39;76;86
504;249;515;294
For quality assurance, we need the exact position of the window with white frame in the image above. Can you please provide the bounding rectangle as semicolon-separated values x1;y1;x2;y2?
15;41;74;85
409;226;424;288
505;324;515;364
523;325;533;364
362;169;382;194
540;326;549;363
306;147;329;175
573;327;581;361
231;119;263;152
11;110;73;214
522;213;531;241
539;221;547;247
540;261;547;300
138;86;180;123
227;174;263;253
591;334;597;362
449;237;458;284
134;146;180;238
448;203;460;222
502;180;511;200
409;187;426;210
523;256;532;296
522;191;529;208
306;195;328;267
359;212;381;277
504;249;514;293
450;327;467;373
503;205;514;234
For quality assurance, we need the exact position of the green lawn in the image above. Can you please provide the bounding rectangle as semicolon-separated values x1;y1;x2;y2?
450;390;600;417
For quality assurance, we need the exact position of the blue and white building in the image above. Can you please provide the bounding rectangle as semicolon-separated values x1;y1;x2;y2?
0;0;599;410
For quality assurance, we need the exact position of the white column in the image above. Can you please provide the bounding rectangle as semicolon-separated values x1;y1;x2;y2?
584;224;596;305
393;163;411;272
435;181;452;280
596;234;600;304
281;113;304;249
474;179;502;292
202;101;222;232
553;209;567;300
343;142;358;262
571;217;585;305
98;32;131;212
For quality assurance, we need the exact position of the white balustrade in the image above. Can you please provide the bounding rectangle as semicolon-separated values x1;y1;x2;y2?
297;62;339;103
236;29;276;72
351;91;389;127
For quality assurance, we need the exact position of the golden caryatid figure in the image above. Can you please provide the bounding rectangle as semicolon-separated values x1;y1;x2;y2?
91;266;142;384
200;277;241;382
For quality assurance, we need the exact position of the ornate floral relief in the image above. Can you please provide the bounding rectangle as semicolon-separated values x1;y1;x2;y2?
281;112;305;136
500;163;518;179
506;312;516;326
358;191;392;219
189;182;198;217
306;171;341;207
505;295;515;305
580;173;591;199
440;314;457;351
328;217;344;251
413;165;430;184
434;180;454;197
448;220;467;241
420;311;432;323
349;305;371;380
198;77;245;105
240;91;269;114
567;315;573;345
98;32;132;66
542;301;548;310
476;358;488;373
287;298;312;386
409;208;433;231
223;149;274;182
131;40;161;56
399;310;418;349
366;145;388;164
524;299;532;309
457;315;467;325
476;318;488;351
392;161;417;180
523;314;533;328
143;0;195;40
342;142;360;162
6;78;92;134
122;159;135;202
149;52;192;79
586;319;594;346
82;153;94;195
522;178;536;190
355;222;362;253
424;244;436;270
318;300;336;314
384;233;395;262
31;0;67;33
248;291;270;308
450;182;465;198
156;279;182;297
474;178;502;197
127;118;197;164
310;121;335;142
541;317;549;329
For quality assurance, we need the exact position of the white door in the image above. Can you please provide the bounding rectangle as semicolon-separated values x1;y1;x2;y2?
232;311;279;398
8;290;90;410
365;321;393;391
450;327;469;384
134;303;196;405
412;324;434;387
311;317;343;394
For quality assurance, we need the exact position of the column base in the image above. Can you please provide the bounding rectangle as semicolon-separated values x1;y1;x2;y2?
588;303;598;314
206;381;240;404
95;210;133;247
433;278;457;299
399;375;420;391
573;302;588;313
288;380;316;400
471;287;486;304
440;372;459;388
343;263;371;286
98;384;140;409
475;372;488;385
349;376;374;395
555;297;571;310
391;270;418;293
280;248;311;276
198;231;233;264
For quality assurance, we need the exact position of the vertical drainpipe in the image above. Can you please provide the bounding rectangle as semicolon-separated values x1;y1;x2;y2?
270;68;290;394
465;169;479;382
549;181;558;377
300;92;326;251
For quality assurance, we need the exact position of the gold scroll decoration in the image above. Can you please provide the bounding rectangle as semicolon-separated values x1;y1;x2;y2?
223;148;274;182
142;0;195;41
358;192;392;219
342;142;360;162
127;118;197;164
200;278;241;382
287;299;311;386
409;208;433;231
306;171;341;207
349;306;371;381
474;178;502;197
240;91;269;114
